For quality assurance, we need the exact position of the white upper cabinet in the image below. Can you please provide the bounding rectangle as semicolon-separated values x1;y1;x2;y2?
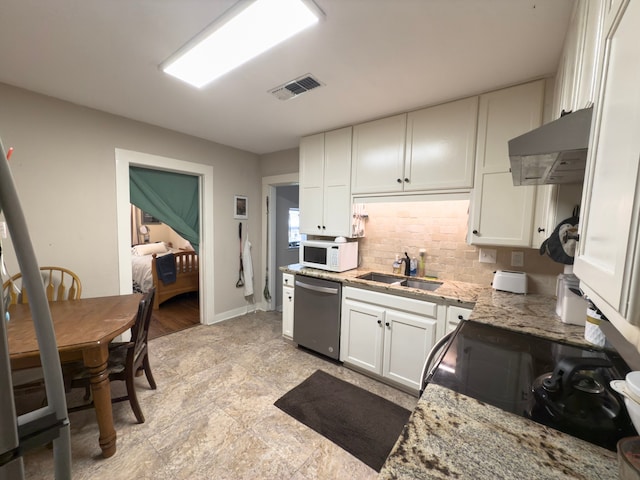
469;80;545;247
554;2;585;116
405;97;478;191
351;97;478;196
575;0;606;110
574;0;640;335
553;0;606;117
299;126;353;237
351;114;407;194
531;184;583;249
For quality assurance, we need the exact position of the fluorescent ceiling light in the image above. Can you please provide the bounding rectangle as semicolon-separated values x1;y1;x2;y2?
161;0;323;88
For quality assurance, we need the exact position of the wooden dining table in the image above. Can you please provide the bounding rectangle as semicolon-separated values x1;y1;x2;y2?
7;294;142;458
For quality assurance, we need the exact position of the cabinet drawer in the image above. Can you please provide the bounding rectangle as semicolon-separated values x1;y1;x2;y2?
343;286;437;318
447;305;473;333
283;273;294;287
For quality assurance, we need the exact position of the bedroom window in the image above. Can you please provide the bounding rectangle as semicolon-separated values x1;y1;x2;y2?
288;208;300;248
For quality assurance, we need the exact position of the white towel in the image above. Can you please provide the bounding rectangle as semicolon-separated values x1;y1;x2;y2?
242;237;254;297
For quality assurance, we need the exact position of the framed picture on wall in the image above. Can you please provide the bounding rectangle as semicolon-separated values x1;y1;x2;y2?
234;195;248;219
142;211;161;224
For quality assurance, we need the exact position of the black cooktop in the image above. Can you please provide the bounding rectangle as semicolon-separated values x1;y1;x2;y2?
427;321;637;451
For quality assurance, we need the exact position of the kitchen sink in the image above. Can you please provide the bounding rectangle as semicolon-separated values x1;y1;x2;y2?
404;278;443;291
356;272;443;291
356;272;406;285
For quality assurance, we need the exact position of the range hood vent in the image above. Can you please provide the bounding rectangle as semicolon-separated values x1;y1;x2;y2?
509;107;593;186
269;74;324;101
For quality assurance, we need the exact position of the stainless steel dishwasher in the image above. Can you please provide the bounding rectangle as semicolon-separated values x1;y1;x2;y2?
293;275;342;360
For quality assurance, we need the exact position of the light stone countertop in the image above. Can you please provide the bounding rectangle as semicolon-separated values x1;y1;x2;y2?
379;384;617;480
279;264;619;479
281;264;481;307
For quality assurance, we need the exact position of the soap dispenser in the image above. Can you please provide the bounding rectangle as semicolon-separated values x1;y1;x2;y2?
418;249;426;277
392;254;401;274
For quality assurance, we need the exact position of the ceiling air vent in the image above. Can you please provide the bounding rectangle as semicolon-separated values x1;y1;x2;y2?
270;74;324;101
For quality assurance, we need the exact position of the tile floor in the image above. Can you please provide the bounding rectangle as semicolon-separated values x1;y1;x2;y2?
20;311;418;480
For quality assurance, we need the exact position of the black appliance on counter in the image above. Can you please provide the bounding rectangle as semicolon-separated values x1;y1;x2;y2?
426;321;636;451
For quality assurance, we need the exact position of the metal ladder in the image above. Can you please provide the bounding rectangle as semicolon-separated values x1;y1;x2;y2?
0;139;71;479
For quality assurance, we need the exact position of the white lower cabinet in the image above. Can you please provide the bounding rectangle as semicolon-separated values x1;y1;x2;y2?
446;305;473;334
282;273;294;339
340;287;444;393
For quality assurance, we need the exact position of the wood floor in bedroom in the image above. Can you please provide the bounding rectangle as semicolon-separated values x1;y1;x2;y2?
148;291;200;340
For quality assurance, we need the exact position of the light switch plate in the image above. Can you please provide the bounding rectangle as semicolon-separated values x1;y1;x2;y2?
479;248;497;264
511;251;524;267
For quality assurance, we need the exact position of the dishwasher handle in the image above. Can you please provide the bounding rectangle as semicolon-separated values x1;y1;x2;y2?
295;280;339;295
419;331;454;396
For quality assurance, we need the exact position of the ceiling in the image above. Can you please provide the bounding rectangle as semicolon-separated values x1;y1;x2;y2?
0;0;574;155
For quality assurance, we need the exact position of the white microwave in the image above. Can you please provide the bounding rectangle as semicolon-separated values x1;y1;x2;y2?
300;240;358;272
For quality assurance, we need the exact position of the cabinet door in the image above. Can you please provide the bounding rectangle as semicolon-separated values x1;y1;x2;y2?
557;1;586;115
323;127;353;237
282;285;294;339
446;306;472;334
469;80;543;246
575;0;606;110
383;309;437;391
351;114;407;194
574;0;640;327
405;97;478;191
299;133;325;234
340;299;385;373
531;184;583;249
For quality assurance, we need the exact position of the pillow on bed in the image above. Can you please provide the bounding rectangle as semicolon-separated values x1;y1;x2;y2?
181;240;195;251
132;242;168;256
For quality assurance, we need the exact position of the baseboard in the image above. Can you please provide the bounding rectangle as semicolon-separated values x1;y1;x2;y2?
208;304;266;325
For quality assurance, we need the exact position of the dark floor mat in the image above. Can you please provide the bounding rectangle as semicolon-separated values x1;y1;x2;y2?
274;370;411;472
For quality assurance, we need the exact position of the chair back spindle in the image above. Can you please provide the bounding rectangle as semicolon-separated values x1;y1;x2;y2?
2;266;82;305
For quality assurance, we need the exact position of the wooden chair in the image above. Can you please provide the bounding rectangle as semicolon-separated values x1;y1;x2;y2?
6;267;82;399
68;287;157;423
3;266;82;305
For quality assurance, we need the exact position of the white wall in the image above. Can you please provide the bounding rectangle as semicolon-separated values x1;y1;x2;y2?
0;83;261;318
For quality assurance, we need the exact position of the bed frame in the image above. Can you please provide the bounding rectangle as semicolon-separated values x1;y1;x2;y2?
151;250;199;309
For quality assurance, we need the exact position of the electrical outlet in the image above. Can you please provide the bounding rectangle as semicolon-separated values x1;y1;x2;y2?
479;248;497;264
511;251;524;267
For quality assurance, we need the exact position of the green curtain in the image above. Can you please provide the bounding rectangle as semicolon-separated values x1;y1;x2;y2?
129;166;199;253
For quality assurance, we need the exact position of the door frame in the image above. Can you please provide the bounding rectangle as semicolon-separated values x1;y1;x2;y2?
115;148;215;324
261;173;298;312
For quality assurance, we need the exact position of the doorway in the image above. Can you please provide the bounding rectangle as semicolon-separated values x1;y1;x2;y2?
115;149;215;324
261;173;298;312
274;185;299;311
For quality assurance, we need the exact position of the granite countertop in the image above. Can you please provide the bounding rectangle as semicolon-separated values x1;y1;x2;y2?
280;264;481;307
379;384;617;480
280;264;619;479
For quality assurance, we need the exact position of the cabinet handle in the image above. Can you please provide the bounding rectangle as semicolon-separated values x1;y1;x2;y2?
322;225;326;230
538;227;545;233
377;319;382;325
396;178;402;183
385;322;390;328
472;229;478;235
458;315;464;320
317;225;321;230
404;178;410;183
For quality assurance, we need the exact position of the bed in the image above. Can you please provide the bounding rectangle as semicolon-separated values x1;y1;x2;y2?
131;242;199;309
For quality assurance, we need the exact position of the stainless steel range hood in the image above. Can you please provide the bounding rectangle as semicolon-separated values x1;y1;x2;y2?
509;107;593;186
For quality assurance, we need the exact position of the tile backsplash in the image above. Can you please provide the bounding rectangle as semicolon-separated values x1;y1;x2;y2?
357;200;564;296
